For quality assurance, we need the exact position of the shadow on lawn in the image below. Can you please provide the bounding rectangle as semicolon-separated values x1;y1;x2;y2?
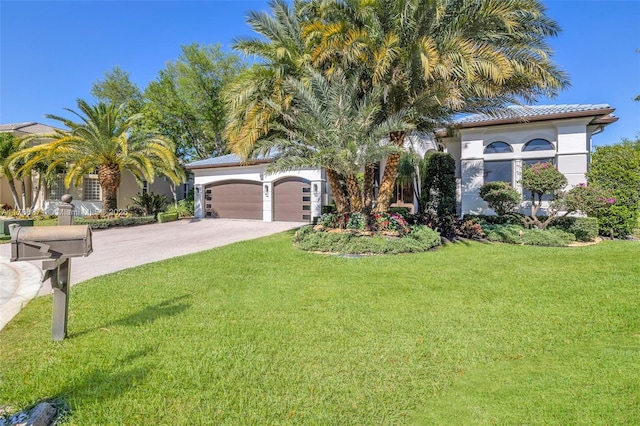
70;295;191;338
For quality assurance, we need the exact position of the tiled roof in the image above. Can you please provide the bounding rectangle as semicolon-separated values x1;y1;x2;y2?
454;104;614;126
186;151;278;169
0;122;59;133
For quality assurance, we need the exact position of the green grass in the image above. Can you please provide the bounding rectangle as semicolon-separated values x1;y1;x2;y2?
1;234;639;424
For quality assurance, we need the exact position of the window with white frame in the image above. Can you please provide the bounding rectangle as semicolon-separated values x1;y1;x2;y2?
484;141;513;154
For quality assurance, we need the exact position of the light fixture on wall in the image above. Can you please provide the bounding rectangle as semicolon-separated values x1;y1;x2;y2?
195;186;200;195
312;183;318;197
264;184;269;198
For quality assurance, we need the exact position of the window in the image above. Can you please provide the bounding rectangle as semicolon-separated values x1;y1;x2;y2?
83;171;101;201
523;138;554;151
484;141;513;154
48;176;66;200
484;160;513;184
392;180;414;204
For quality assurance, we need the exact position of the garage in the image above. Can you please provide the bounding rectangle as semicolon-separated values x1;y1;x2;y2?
204;180;262;220
273;177;312;222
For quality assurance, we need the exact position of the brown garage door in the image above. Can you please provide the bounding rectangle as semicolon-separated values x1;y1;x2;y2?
273;177;312;222
204;180;262;220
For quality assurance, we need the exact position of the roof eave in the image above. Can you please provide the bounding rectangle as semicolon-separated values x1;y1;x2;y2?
455;107;616;129
185;158;273;170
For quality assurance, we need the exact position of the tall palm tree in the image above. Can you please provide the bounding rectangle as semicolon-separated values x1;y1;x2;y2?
305;0;569;212
11;99;185;214
223;0;310;160
261;68;414;214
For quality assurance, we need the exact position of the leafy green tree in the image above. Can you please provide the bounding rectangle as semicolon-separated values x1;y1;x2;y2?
11;99;185;214
306;0;569;212
422;152;457;217
587;142;640;237
145;43;244;160
91;66;144;118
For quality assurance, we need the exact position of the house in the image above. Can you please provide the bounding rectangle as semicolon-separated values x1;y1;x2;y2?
186;104;618;222
0;122;189;214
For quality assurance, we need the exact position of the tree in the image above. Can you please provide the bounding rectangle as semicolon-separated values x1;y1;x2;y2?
520;161;567;229
261;68;413;214
0;133;24;210
422;152;457;217
91;66;144;118
145;43;245;160
11;99;185;214
479;181;522;216
306;0;569;212
587;142;640;237
224;0;310;160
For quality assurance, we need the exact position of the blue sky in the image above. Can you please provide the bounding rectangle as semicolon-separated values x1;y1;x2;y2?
1;0;639;147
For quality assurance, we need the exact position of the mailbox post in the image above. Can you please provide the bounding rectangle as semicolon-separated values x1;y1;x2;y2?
53;194;73;340
9;195;92;341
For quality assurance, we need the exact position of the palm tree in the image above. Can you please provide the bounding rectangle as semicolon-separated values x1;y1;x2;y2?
11;99;185;214
223;0;310;160
260;68;414;214
305;0;569;212
0;133;24;210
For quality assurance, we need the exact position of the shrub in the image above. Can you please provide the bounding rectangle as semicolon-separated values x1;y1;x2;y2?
483;224;575;246
295;225;440;254
456;219;484;239
74;216;156;229
587;143;640;237
166;198;194;218
463;214;522;226
157;212;179;223
421;152;457;216
346;212;368;230
520;162;567;229
372;212;409;233
479;181;521;215
130;192;168;218
551;216;599;242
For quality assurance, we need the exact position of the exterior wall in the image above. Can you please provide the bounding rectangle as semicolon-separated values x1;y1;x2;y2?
192;164;323;222
0;178;34;211
454;118;593;216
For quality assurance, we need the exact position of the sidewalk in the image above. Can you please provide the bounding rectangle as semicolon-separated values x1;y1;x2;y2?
0;218;305;330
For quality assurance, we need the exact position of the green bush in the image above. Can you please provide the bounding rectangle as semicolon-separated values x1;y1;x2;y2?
551;216;599;242
130;192;168;218
166;198;194;218
75;216;156;229
463;214;522;226
483;224;575;246
157;212;179;223
479;181;521;215
295;225;441;254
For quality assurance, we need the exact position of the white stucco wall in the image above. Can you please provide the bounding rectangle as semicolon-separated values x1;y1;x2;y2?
191;164;323;221
453;118;593;216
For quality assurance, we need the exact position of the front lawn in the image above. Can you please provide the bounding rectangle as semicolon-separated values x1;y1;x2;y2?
1;234;638;424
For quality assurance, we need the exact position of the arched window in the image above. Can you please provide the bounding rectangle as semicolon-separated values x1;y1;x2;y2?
484;141;513;154
523;138;554;151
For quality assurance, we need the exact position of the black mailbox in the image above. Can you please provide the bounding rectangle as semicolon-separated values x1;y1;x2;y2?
10;225;93;261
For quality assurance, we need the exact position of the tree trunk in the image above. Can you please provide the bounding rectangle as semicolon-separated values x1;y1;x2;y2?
362;163;375;213
98;163;121;214
325;168;349;214
30;174;43;214
7;178;21;212
374;131;407;213
345;174;362;213
20;179;26;213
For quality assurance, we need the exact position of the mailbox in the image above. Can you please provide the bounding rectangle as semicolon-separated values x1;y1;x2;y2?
10;225;93;261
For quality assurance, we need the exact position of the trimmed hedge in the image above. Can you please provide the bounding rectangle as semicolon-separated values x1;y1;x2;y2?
295;225;441;254
75;216;156;229
157;212;179;223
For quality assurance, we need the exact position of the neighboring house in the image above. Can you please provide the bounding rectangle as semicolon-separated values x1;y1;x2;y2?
0;122;190;214
186;104;618;222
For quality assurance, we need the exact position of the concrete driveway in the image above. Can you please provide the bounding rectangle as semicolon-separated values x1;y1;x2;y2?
0;218;305;329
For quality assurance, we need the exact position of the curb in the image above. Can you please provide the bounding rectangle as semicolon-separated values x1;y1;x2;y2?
0;257;43;330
